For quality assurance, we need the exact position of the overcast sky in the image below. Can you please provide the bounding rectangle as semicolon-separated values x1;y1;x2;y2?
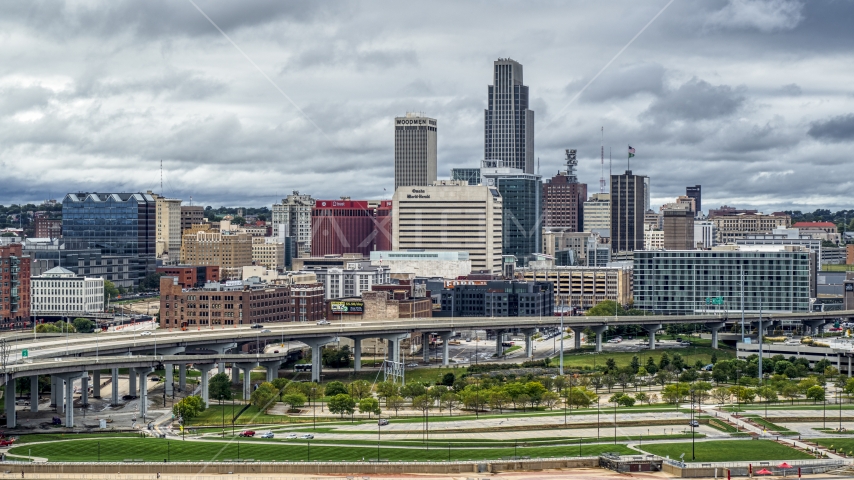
1;0;852;213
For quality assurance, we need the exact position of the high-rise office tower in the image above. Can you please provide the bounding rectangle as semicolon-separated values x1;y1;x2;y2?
394;113;437;190
543;149;587;231
272;191;315;258
484;58;534;174
663;209;695;250
155;196;182;263
482;163;542;265
311;200;393;257
62;192;156;285
610;171;647;252
686;185;702;216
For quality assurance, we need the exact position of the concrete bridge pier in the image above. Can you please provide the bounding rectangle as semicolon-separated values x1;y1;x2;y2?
590;325;608;353
128;368;137;398
522;329;536;358
570;327;585;350
134;367;153;419
302;336;335;383
5;377;16;428
49;376;56;407
92;370;101;398
804;320;828;336
80;375;89;407
30;376;38;413
164;364;174;396
706;322;726;349
196;364;213;408
231;365;240;385
494;330;504;356
643;324;663;350
440;332;456;366
111;368;119;406
422;332;430;363
349;336;366;372
179;364;187;390
218;362;225;375
235;362;259;401
56;372;85;428
261;361;280;383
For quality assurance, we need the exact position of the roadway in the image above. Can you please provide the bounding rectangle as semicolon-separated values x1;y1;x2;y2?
4;309;852;364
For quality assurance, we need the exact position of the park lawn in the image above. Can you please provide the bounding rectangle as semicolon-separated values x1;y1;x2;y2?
813;438;854;454
743;415;797;435
558;346;734;371
640;440;813;462
8;438;634;462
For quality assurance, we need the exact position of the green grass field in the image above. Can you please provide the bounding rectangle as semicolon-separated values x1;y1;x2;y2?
12;433;142;444
813;438;854;454
8;438;634;462
559;345;734;371
640;440;813;462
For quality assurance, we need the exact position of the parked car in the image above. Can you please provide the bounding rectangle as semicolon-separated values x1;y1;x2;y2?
286;433;298;439
378;419;389;426
406;363;419;367
261;329;271;333
260;431;274;438
300;433;314;439
239;430;256;437
140;331;152;336
689;420;699;428
250;324;264;329
316;320;330;325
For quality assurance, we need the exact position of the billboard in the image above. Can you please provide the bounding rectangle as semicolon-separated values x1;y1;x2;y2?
330;301;365;314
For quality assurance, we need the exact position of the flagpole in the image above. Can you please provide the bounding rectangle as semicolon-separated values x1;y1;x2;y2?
628;145;630;171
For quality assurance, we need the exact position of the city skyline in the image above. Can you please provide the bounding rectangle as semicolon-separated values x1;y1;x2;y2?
1;1;853;212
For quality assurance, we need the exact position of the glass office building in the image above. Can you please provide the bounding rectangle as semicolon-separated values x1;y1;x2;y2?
482;167;542;266
633;246;816;314
61;193;157;287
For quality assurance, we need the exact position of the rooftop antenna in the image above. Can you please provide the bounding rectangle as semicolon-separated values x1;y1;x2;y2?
537;157;540;175
609;147;612;193
600;127;605;193
160;159;163;193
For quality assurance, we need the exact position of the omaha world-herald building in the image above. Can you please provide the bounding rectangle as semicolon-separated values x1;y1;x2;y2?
633;245;816;314
392;181;502;274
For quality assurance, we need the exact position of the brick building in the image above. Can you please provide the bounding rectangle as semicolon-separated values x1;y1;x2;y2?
0;244;31;329
180;206;205;232
33;217;62;238
156;265;220;288
542;149;587;231
159;276;324;329
180;229;254;280
310;200;392;257
325;290;432;320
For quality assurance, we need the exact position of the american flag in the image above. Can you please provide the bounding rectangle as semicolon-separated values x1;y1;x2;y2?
628;146;636;154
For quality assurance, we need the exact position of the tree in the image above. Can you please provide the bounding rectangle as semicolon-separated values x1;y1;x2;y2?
208;373;232;404
139;272;165;291
282;393;307;412
412;394;432;414
232;216;246;226
375;381;400;405
516;393;532;411
271;378;290;399
540;391;560;409
401;382;427;400
173;395;205;423
629;355;640;373
347;380;372;400
328;394;356;418
488;389;510;413
781;383;800;404
440;392;459;415
358;398;381;418
756;385;777;405
250;382;279;412
325;381;348;397
441;372;456;386
806;385;826;403
711;387;730;405
609;393;635;407
635;392;650;405
525;381;547;406
72;318;95;333
605;358;617;372
566;387;597;409
386;395;405;415
662;383;690;405
104;280;119;303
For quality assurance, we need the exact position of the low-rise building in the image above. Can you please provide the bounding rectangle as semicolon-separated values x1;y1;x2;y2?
156;265;220;288
643;228;664;250
303;262;391;300
708;211;791;244
437;280;553;317
633;245;816;314
252;237;285;271
521;265;632;310
180;228;254;280
159;275;325;329
369;250;471;279
792;222;841;244
326;290;432;320
31;266;104;318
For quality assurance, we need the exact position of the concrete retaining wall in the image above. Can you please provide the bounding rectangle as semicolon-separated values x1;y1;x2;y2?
4;458;600;475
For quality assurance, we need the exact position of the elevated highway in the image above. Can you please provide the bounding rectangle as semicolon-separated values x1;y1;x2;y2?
1;310;851;429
